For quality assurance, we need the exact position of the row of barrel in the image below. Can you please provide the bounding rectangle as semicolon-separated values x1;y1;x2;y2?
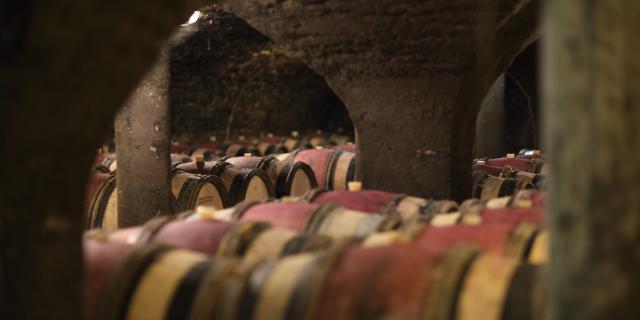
472;150;547;201
86;148;357;230
97;130;355;167
84;187;546;320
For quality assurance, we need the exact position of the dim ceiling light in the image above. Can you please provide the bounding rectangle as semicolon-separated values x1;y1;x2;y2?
182;11;202;26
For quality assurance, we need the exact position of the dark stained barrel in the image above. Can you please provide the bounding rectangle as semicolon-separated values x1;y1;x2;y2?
226;155;317;197
176;160;275;205
280;149;356;191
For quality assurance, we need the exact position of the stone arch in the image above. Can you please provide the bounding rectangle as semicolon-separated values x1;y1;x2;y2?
213;0;540;200
166;7;352;142
475;40;541;160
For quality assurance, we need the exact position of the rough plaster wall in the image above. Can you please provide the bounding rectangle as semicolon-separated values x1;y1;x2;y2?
169;7;352;140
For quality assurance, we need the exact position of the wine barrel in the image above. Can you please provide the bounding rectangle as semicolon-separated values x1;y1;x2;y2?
282;137;313;152
170;141;188;155
331;143;357;153
473;173;517;201
236;247;346;320
472;161;515;177
107;216;240;256
255;137;288;156
515;171;545;191
171;153;193;168
303;189;457;223
226;155;318;197
176;160;275;205
85;173;114;229
314;244;479;320
93;244;234;320
231;202;399;238
328;133;352;146
281;149;356;191
234;202;321;231
485;190;546;210
517;149;543;159
189;138;222;161
308;135;334;148
477;207;544;226
303;204;400;239
171;171;229;211
456;254;546;320
190;148;220;162
87;174;118;230
84;237;136;319
216;222;336;265
221;142;260;157
196;202;399;239
528;230;548;265
99;153;118;172
414;223;540;262
485;155;540;173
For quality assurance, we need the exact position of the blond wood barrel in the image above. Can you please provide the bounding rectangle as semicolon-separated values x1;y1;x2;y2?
171;171;229;211
304;204;400;239
94;245;214;320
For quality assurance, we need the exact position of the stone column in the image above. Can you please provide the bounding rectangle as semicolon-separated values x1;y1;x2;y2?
543;0;640;319
115;49;173;228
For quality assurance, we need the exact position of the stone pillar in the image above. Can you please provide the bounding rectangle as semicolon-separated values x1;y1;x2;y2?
543;0;640;319
115;49;173;228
